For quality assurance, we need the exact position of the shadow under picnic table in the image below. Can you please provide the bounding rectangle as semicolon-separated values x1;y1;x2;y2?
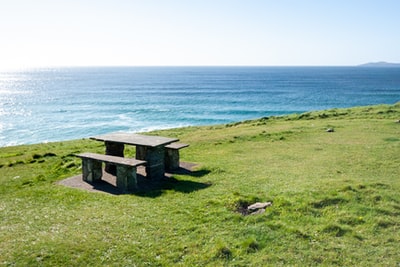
59;162;212;197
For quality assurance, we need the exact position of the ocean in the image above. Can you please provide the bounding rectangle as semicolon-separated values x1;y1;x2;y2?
1;66;399;147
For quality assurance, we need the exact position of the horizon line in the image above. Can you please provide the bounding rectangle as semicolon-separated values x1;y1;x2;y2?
2;62;400;71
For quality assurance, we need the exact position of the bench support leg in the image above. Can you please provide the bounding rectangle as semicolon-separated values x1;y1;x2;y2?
165;148;180;171
82;158;102;183
116;165;137;192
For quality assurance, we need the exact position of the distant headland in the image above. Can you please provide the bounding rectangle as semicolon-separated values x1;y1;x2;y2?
358;61;400;67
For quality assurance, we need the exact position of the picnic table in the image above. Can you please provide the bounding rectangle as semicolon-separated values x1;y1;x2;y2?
90;133;179;180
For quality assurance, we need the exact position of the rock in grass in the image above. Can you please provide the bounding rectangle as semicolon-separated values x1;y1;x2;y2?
247;202;272;211
250;208;266;215
326;128;335;132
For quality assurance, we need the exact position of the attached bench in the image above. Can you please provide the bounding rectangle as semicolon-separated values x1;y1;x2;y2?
164;143;189;171
75;152;146;192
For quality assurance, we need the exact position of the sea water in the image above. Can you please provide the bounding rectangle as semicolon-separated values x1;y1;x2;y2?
1;66;399;147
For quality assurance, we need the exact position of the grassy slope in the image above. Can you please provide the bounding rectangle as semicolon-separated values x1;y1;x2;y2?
1;103;399;266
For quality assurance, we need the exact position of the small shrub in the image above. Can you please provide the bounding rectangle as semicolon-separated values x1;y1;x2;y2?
319;113;329;118
241;237;260;253
64;162;77;169
298;113;311;119
372;195;382;202
383;137;400;142
376;220;396;229
339;216;365;226
357;184;366;189
34;175;46;182
33;153;42;159
340;185;357;192
44;152;57;157
311;197;348;209
214;244;232;259
8;160;25;167
322;224;350;237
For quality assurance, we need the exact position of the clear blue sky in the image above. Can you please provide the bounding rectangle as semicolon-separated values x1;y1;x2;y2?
1;0;399;69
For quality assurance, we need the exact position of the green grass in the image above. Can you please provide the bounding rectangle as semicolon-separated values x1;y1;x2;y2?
1;103;400;266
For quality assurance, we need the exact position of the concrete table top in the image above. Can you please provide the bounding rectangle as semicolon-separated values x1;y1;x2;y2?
90;132;179;147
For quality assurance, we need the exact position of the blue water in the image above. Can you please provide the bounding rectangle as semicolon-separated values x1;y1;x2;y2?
1;66;399;147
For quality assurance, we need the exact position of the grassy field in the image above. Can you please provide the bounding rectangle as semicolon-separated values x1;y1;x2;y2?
1;103;399;266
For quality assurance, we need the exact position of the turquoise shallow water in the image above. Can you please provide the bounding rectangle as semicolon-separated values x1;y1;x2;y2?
1;66;399;147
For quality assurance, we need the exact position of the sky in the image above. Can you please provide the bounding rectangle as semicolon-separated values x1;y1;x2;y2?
0;0;399;69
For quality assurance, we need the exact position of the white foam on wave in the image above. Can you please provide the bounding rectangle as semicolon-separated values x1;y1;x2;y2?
0;89;32;95
137;122;191;133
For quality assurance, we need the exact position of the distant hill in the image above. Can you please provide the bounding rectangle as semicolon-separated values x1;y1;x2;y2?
359;61;400;67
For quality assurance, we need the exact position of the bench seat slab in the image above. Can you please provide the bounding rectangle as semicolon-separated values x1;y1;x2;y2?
76;153;146;192
165;143;189;150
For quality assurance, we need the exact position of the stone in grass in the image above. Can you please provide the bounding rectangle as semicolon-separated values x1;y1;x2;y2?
247;202;272;211
250;208;266;215
326;128;335;132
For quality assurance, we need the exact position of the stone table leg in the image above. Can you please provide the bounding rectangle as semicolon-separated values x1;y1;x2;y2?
144;146;165;180
104;141;124;175
135;145;147;160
